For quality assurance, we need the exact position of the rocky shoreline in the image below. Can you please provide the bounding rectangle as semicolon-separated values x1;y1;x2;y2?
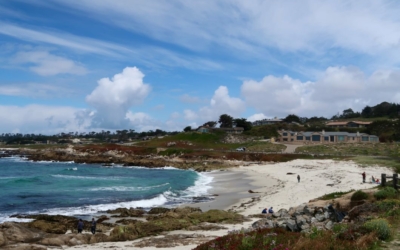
0;147;248;172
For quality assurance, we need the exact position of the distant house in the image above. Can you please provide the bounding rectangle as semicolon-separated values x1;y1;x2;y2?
277;130;379;144
252;118;283;126
197;127;210;133
325;121;372;128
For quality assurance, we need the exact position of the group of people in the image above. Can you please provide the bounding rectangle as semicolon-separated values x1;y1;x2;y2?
77;218;97;234
361;172;380;184
262;207;274;214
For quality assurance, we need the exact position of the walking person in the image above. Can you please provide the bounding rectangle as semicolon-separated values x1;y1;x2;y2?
91;218;97;235
77;219;84;234
297;175;300;183
362;172;366;183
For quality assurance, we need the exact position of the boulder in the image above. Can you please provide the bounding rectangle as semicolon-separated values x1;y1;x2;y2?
89;233;109;244
285;219;298;232
28;220;67;234
325;221;334;230
278;208;289;218
148;207;171;214
0;222;46;244
108;208;145;217
252;219;274;229
315;213;325;222
275;218;287;228
0;231;7;247
303;206;315;215
295;215;307;227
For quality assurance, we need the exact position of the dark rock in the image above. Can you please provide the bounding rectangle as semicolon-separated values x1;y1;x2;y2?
147;207;171;214
285;219;298;232
0;222;46;245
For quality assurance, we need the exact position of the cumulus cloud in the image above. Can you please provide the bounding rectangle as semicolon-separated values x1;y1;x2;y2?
0;105;90;134
86;67;151;128
184;86;245;125
242;75;313;117
242;66;400;118
12;50;87;76
247;113;269;122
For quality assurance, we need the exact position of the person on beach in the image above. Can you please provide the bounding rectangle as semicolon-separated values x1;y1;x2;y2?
362;172;366;183
262;208;268;214
91;218;96;234
77;219;83;233
268;207;274;213
297;175;300;183
372;176;375;183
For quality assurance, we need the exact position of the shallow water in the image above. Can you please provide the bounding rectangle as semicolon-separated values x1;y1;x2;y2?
0;156;213;222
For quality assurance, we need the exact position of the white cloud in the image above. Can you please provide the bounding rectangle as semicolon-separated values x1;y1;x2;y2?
86;67;151;128
242;66;400;118
184;86;245;125
0;105;90;134
0;22;131;56
0;83;75;97
52;0;400;65
12;50;87;76
247;113;269;122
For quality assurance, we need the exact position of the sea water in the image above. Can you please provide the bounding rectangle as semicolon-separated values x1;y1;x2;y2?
0;156;213;223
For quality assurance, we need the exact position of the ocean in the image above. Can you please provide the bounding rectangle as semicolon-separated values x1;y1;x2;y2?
0;155;213;223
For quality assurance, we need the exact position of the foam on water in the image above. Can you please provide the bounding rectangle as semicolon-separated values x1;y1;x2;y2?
0;157;215;222
51;174;130;180
88;183;170;192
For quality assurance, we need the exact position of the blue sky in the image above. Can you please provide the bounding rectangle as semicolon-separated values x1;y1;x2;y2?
1;0;400;134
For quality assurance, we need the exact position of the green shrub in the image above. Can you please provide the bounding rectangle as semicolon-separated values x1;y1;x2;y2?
374;187;398;200
364;219;391;240
376;199;400;211
351;190;368;201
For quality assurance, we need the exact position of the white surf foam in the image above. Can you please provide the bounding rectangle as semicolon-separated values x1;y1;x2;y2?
40;194;168;216
51;174;128;180
88;183;170;192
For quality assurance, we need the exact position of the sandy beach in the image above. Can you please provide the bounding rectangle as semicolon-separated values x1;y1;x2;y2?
63;159;393;250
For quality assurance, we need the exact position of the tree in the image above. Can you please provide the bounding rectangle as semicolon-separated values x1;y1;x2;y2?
361;106;373;118
183;126;192;132
218;114;233;128
202;121;217;128
283;114;301;124
233;118;252;131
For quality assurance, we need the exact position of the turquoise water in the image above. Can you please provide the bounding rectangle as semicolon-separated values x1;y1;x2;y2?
0;156;212;222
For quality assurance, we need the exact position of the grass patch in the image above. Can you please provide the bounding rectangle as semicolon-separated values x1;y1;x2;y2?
351;190;369;201
374;187;398;200
295;143;400;157
319;190;354;200
364;219;392;240
351;156;400;173
243;141;286;153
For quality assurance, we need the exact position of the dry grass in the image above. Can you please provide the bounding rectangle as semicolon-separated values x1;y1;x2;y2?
295;143;400;157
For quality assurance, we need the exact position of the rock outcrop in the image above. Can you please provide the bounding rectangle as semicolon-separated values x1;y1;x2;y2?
252;204;344;233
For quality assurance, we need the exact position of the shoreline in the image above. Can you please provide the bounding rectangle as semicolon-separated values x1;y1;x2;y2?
61;159;393;250
1;157;395;250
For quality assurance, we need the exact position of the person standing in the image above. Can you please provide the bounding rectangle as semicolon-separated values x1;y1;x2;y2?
91;218;97;234
77;219;83;233
362;172;366;183
297;175;300;183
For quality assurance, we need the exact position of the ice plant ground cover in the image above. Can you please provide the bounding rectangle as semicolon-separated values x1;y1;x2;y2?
193;225;380;250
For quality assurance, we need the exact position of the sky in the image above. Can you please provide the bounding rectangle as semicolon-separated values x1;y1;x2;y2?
1;0;400;134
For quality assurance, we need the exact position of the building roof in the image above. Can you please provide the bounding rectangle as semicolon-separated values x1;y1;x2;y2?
326;120;372;126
